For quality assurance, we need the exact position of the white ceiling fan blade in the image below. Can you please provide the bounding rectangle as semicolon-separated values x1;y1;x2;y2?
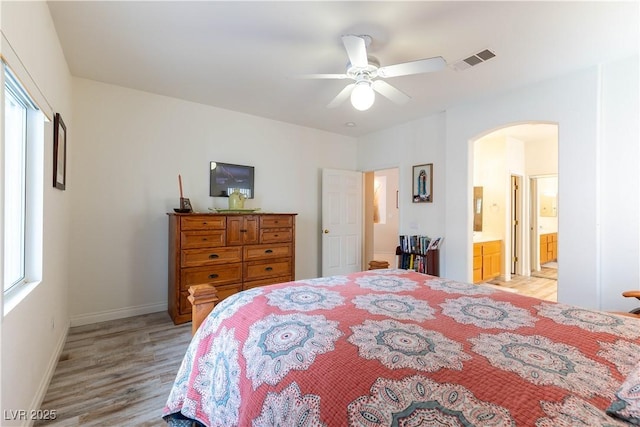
341;35;368;68
327;83;355;108
372;80;410;105
377;56;446;78
294;73;348;79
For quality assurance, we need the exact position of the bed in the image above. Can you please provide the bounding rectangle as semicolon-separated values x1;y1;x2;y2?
163;269;640;426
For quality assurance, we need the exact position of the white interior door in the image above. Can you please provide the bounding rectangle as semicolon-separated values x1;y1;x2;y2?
322;169;363;276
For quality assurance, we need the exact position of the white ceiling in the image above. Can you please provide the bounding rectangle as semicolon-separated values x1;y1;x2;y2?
47;1;639;138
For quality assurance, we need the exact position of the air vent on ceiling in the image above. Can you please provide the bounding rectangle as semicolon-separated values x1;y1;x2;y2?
451;49;496;71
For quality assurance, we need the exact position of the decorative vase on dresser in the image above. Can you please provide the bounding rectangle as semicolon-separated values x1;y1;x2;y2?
167;212;297;324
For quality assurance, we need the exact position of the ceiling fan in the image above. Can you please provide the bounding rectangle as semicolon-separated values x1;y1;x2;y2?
303;35;446;111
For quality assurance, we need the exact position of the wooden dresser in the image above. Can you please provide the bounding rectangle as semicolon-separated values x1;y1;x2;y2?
167;212;296;324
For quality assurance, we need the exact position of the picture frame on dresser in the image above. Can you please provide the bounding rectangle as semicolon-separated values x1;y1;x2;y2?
412;163;432;203
53;112;66;190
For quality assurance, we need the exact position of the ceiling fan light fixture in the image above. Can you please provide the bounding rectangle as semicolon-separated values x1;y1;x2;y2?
351;81;375;111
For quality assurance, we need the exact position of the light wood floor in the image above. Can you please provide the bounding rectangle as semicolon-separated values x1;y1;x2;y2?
486;267;558;302
36;312;191;427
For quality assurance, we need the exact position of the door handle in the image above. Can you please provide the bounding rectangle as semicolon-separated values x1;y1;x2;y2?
323;229;329;234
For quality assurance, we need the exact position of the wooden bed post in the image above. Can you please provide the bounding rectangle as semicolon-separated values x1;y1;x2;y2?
188;285;219;335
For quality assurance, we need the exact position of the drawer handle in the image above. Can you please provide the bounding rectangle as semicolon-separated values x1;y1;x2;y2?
273;234;279;237
208;273;219;279
265;267;273;271
209;254;219;259
202;238;208;241
265;249;273;254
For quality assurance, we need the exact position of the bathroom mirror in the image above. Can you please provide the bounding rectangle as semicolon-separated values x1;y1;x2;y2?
473;186;483;231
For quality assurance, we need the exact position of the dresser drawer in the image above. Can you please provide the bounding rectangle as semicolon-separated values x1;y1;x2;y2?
180;264;242;290
260;228;292;244
244;243;292;261
244;259;292;281
181;216;226;230
260;215;294;228
181;230;226;249
181;247;242;268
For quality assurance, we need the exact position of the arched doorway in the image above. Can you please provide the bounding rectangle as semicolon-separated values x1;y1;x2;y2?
471;122;558;301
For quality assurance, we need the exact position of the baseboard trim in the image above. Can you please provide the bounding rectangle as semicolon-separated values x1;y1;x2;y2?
69;302;167;327
26;319;70;427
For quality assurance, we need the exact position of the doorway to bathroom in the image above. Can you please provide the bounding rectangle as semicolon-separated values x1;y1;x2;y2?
472;122;558;301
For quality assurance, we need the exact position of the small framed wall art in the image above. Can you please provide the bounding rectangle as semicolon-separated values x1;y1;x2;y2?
412;163;433;203
53;112;66;190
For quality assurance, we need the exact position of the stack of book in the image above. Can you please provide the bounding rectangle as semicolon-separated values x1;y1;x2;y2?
397;235;443;274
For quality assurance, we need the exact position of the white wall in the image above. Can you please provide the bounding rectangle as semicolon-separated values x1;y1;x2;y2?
446;59;639;311
357;113;446;269
69;78;358;325
359;57;639;312
599;56;640;312
473;136;507;241
1;1;73;423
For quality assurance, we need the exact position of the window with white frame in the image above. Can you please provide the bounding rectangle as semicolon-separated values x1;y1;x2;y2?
3;63;42;296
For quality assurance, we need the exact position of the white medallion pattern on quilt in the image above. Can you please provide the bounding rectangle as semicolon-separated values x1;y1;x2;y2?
265;285;345;311
470;332;615;398
536;302;640;339
348;319;471;371
296;275;350;287
199;287;264;338
537;396;629;427
243;313;342;388
253;382;326;427
440;296;537;330
352;293;436;321
426;278;496;295
193;327;241;425
348;375;515;426
599;339;640;376
607;361;640;425
355;275;419;292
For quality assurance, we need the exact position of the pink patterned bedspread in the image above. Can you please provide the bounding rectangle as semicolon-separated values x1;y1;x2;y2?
163;269;640;426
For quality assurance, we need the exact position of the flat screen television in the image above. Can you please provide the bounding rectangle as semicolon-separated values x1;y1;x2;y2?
209;162;254;198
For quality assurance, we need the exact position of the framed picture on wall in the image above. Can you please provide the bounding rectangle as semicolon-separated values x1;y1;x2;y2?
412;163;433;203
53;112;66;190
